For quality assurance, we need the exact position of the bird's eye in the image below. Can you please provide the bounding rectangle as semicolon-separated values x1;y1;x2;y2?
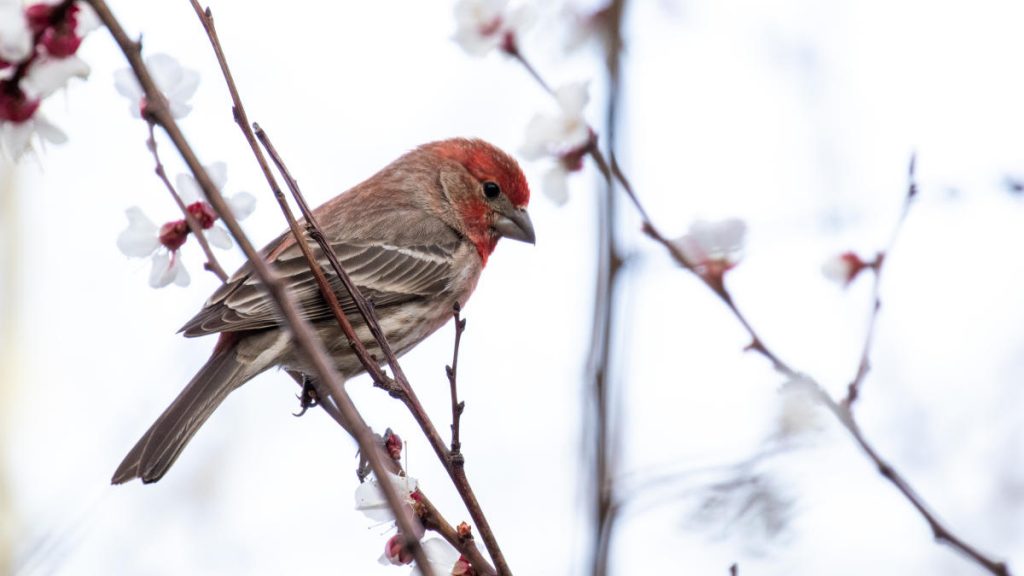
483;181;501;200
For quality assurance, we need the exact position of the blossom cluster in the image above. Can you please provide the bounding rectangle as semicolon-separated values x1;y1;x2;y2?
0;0;96;158
117;161;255;288
355;471;474;575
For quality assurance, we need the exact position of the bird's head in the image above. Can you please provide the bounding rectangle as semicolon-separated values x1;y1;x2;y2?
426;138;534;264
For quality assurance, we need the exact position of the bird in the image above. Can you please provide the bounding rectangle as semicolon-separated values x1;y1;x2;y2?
112;138;534;484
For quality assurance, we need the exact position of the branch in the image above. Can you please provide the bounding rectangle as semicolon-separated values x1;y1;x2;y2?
817;391;1010;576
88;1;432;571
446;303;467;456
506;44;1011;576
587;2;628;575
842;153;917;408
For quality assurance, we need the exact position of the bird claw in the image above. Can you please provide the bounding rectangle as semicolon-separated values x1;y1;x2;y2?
293;376;320;417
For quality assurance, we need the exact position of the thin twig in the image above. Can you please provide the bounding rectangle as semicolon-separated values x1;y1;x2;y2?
842;153;917;408
415;491;493;572
446;303;467;456
817;391;1009;576
145;122;228;282
255;126;509;575
89;1;432;571
508;46;1011;576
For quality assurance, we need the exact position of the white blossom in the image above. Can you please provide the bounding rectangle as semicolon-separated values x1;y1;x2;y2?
0;0;31;63
21;55;91;99
354;472;419;523
0;113;66;160
176;161;256;250
148;250;190;288
520;81;590;161
116;207;161;257
116;207;190;289
821;251;867;287
541;164;570;206
673;218;748;267
776;377;822;438
452;0;531;56
74;3;101;37
409;538;463;576
520;82;592;204
114;53;199;119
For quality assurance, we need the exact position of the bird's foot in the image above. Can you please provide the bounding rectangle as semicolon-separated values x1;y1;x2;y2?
294;375;320;417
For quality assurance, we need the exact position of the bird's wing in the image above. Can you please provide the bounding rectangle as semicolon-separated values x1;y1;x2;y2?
179;236;460;337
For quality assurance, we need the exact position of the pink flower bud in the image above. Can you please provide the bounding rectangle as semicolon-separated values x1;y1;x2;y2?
186;201;218;229
25;3;56;33
159;219;189;251
28;2;83;57
452;554;474;575
384;430;403;461
41;26;82;58
383;533;414;565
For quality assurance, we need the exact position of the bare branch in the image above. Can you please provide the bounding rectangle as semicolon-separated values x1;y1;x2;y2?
843;153;917;408
446;303;467;456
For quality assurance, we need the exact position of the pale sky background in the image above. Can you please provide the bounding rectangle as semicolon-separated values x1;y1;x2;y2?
3;0;1024;575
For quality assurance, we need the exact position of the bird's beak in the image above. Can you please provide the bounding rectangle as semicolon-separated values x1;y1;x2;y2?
493;208;536;245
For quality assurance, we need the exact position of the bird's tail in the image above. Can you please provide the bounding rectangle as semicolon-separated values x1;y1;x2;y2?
112;337;256;484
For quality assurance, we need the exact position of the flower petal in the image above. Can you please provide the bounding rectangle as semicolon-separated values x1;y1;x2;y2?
166;99;193;120
175;172;201;203
520;113;558;160
75;4;101;36
145;53;199;119
676;218;748;265
410;538;462;576
166;68;199;102
555;81;589;116
0;121;34;160
227;191;256;220
206;162;227;191
147;53;183;91
355;473;418;522
148;252;190;288
821;255;852;285
32;113;67;145
205;225;232;250
542;165;570;206
172;256;191;287
113;68;143;118
117;207;160;257
0;5;32;63
148;252;174;287
22;56;91;99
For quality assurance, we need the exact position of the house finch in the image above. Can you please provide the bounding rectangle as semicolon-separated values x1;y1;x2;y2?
112;138;534;484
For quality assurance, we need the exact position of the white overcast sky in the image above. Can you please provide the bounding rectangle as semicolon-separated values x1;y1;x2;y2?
3;0;1024;575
